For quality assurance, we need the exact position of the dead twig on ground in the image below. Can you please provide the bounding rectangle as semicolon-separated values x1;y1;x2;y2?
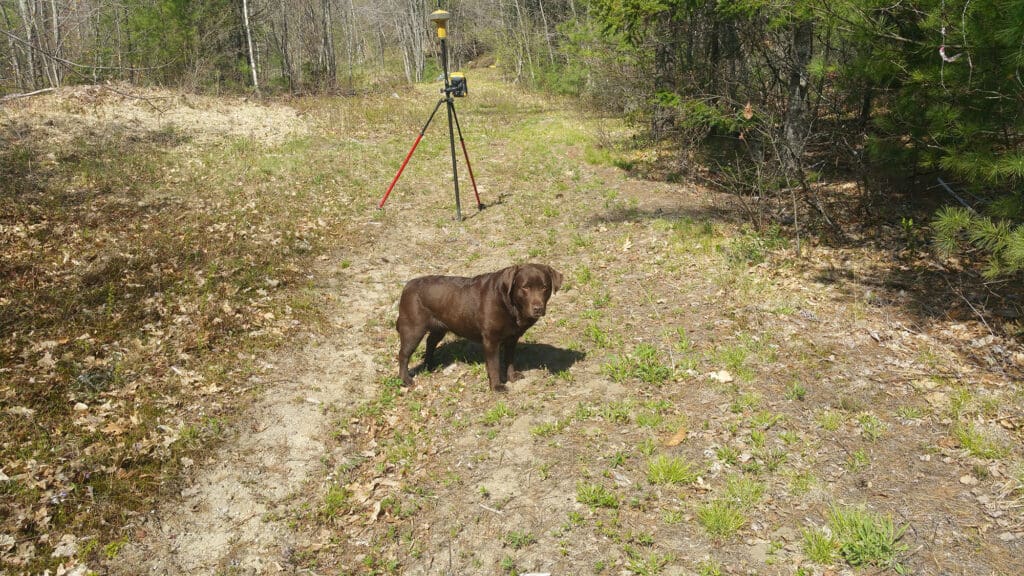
1;88;55;102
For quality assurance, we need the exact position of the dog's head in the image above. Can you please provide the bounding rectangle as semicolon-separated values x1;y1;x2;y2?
500;263;563;322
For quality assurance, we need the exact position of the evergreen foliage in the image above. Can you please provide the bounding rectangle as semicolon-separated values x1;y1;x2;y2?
565;0;1024;276
933;206;1024;277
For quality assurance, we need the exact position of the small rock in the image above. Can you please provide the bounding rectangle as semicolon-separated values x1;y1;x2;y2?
709;370;734;384
73;402;88;412
959;475;979;486
998;532;1017;542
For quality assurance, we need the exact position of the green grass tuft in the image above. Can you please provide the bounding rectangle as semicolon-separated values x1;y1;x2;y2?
827;505;908;572
646;455;700;486
723;474;765;508
482;401;514;426
576;482;619;509
952;422;1010;459
604;344;674;384
802;526;838;564
697;499;746;538
503;530;537;549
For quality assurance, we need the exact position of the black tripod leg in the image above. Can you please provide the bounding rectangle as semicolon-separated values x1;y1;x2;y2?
378;98;447;209
445;97;462;221
450;104;483;210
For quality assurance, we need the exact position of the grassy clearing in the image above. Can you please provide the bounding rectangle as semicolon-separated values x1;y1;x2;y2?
6;71;1023;576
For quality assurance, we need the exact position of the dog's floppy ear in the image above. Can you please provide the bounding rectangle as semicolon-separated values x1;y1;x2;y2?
545;265;563;294
498;265;519;313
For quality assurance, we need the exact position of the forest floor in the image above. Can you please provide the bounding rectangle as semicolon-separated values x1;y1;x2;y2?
2;71;1023;576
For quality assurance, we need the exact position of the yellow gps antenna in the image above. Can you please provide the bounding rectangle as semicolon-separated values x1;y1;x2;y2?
379;3;482;220
430;9;450;39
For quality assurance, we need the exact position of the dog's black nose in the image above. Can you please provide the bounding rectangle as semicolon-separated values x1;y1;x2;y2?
532;306;546;317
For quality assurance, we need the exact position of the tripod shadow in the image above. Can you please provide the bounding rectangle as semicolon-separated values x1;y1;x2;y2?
413;339;585;378
456;202;488;221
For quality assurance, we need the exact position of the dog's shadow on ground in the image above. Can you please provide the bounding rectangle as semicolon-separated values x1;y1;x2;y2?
414;340;586;378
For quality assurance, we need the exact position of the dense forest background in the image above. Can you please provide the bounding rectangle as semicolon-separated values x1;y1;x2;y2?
2;0;1024;277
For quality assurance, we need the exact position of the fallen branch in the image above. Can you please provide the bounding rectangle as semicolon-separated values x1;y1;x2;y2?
936;177;977;213
478;503;504;515
1;88;55;102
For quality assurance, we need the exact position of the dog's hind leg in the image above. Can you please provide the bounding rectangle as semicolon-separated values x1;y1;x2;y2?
423;329;447;369
397;324;427;387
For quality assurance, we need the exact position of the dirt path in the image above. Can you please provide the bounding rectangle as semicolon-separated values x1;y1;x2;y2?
112;243;398;572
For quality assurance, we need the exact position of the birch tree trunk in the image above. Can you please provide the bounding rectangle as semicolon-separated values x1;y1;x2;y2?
242;0;260;95
392;0;424;84
47;0;60;86
17;0;37;89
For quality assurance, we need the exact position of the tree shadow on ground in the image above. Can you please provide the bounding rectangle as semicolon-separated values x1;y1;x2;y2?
412;340;586;378
588;174;1024;373
589;204;739;227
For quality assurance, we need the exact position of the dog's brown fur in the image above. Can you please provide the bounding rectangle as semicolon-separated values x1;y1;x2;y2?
395;264;563;391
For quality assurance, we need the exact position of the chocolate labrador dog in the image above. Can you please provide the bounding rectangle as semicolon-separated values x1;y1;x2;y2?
396;263;563;391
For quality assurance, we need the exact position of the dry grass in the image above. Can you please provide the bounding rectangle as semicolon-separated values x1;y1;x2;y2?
0;87;358;571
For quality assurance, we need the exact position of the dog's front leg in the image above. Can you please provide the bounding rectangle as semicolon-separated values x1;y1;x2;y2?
482;337;506;391
502;337;522;382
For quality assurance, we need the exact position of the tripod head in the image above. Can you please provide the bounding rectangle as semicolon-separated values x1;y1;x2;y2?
447;72;467;97
430;2;467;98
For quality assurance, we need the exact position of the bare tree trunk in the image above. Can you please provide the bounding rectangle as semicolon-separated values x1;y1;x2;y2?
1;2;24;90
32;0;55;87
321;0;336;88
511;0;533;82
782;19;813;175
393;11;410;81
17;0;38;89
272;7;295;92
536;0;554;65
392;0;424;84
345;0;356;89
242;0;260;95
377;21;385;69
47;0;60;86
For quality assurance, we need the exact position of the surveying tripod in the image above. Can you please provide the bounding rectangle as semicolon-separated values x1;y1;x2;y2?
377;7;482;221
